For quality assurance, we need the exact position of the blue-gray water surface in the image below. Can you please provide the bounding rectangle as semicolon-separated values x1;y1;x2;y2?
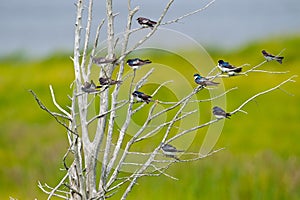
1;0;300;57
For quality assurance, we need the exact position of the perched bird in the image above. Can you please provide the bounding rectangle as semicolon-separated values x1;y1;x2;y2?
127;58;152;70
137;17;157;28
217;60;242;76
81;80;101;93
194;73;219;86
92;56;118;65
212;106;231;119
99;77;122;86
161;143;184;161
262;50;284;64
132;91;152;104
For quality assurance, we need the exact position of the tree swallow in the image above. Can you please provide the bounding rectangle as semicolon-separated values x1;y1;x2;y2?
99;77;122;86
81;80;102;93
137;17;157;28
262;50;284;64
161;143;184;161
212;106;231;119
218;60;242;76
194;73;219;86
127;58;152;70
132;91;152;104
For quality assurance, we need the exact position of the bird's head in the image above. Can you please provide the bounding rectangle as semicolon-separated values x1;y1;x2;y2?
132;91;142;96
132;91;138;96
193;73;201;79
212;106;219;111
126;59;131;64
218;60;224;64
262;50;267;54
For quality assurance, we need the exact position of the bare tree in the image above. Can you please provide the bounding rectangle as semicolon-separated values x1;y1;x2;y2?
30;0;296;199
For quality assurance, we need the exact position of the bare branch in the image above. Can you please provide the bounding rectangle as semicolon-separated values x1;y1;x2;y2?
87;19;106;79
49;85;72;119
87;100;128;125
38;181;68;199
162;0;216;25
136;109;198;142
177;147;225;162
106;177;131;193
73;0;84;85
250;69;289;74
29;90;77;136
231;75;297;115
190;87;238;103
81;0;94;81
161;93;192;144
45;173;69;200
120;147;160;199
167;118;219;145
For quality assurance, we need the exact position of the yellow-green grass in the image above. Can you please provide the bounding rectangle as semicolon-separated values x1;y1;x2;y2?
0;36;300;199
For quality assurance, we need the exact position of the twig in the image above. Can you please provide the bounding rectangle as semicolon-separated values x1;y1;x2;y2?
190;87;238;103
162;0;216;25
250;69;290;74
231;75;297;115
106;97;158;185
136;110;197;142
161;93;192;144
87;100;128;125
207;66;218;77
45;173;69;200
87;19;106;79
29;90;77;136
166;118;219;144
38;181;68;199
49;85;72;119
81;0;94;81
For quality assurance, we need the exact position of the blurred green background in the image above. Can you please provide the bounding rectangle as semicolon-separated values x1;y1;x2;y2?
0;35;300;199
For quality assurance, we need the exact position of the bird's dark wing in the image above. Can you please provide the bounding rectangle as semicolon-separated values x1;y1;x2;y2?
99;77;109;85
110;80;122;85
148;19;157;26
213;107;226;115
130;59;140;65
162;144;183;152
138;93;152;100
223;63;235;69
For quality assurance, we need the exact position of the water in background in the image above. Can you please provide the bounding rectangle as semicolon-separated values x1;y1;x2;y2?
1;0;300;57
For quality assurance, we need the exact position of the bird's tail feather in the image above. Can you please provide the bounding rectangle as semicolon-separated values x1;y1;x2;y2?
165;154;180;161
233;67;242;73
206;81;219;86
276;57;284;64
226;113;231;119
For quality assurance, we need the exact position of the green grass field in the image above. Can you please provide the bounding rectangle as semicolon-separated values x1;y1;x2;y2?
0;36;300;199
